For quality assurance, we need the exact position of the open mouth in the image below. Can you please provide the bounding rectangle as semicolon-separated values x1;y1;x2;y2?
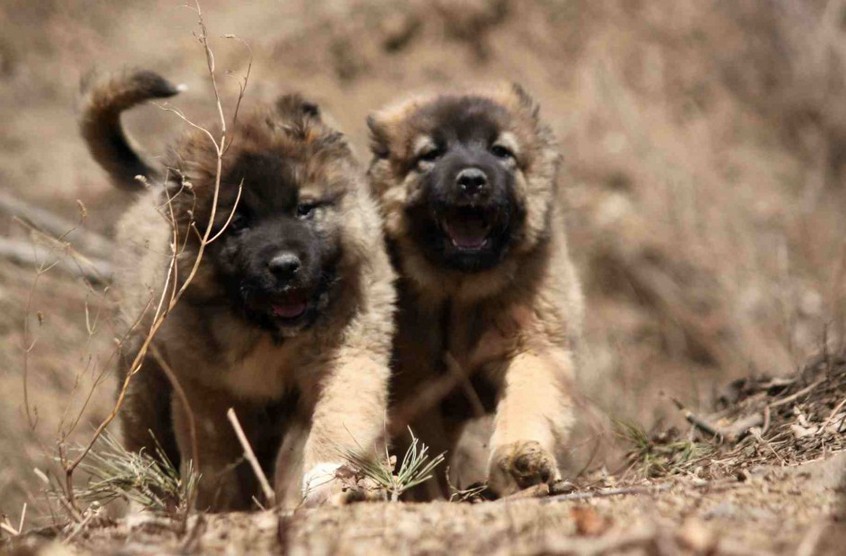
269;289;310;322
441;206;498;251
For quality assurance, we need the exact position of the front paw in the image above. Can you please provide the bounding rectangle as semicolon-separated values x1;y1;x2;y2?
488;440;560;497
300;462;384;507
300;462;345;507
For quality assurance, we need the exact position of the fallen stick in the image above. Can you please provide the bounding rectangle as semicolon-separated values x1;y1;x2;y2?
0;236;112;283
0;191;113;259
542;483;673;503
496;483;549;502
227;408;276;506
768;379;825;409
671;398;726;440
818;395;846;433
722;413;765;441
444;352;486;418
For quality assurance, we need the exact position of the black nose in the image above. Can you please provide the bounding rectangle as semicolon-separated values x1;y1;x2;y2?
268;252;301;279
456;167;488;196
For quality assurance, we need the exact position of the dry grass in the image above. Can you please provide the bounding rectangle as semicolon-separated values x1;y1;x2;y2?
69;432;199;517
614;420;713;480
614;348;846;485
340;429;446;502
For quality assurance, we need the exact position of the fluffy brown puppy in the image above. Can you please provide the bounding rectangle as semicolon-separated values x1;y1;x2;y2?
80;70;395;510
367;84;583;498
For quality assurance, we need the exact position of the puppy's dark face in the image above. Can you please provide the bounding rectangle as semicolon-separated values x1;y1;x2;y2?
209;152;342;337
368;85;558;277
401;99;524;272
174;99;354;338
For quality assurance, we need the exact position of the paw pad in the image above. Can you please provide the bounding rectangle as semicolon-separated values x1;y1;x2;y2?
488;440;560;496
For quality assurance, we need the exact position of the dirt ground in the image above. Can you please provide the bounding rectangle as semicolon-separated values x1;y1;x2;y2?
14;455;846;555
3;0;846;553
6;349;846;554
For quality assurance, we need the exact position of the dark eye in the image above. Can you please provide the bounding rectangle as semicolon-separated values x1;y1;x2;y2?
228;212;249;233
490;145;514;160
418;147;442;163
296;201;317;220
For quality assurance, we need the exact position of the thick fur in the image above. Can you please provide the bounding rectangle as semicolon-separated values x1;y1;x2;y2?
368;84;583;498
81;70;396;511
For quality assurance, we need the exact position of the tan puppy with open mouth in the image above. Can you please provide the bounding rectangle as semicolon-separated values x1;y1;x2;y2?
367;84;583;498
80;70;396;510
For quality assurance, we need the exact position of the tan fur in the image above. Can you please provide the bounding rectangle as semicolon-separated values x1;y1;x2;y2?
367;84;583;497
81;70;396;511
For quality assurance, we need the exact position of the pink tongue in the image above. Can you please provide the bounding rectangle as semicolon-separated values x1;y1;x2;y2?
272;302;307;319
445;218;489;249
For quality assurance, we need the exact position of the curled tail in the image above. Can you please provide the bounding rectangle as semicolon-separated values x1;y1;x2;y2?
79;69;182;190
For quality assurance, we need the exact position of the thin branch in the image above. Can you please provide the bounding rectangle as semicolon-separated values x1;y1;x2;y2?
820;396;846;432
207;179;243;243
443;352;486;418
0;191;112;259
768;379;825;408
671;397;726;440
0;236;112;283
227;408;275;506
195;0;226;136
58;1;253;515
151;346;199;470
542;483;673;504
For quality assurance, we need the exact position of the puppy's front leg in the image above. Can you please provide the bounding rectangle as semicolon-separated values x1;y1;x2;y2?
296;353;390;506
487;347;575;496
171;382;255;511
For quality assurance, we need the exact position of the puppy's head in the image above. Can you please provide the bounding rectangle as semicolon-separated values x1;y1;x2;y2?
170;96;357;337
367;84;559;277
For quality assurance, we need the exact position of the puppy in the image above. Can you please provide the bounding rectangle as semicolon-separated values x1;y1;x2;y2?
367;84;583;497
80;70;396;510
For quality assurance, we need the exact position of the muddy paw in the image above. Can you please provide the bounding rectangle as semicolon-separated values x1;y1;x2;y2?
487;440;560;497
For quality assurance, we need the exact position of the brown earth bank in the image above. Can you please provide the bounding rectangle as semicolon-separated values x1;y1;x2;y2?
3;0;846;553
10;454;846;555
5;451;846;555
6;352;846;555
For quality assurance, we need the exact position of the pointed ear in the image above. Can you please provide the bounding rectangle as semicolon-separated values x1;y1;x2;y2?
275;93;322;121
510;82;540;120
367;113;391;159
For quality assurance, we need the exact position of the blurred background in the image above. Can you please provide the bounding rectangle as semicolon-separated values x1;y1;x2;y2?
1;0;845;519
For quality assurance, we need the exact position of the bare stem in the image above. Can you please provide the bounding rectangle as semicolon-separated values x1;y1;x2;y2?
60;3;252;514
227;408;275;506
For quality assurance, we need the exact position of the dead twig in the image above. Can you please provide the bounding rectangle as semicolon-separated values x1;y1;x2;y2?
180;514;207;553
443;352;486;418
59;2;252;513
819;396;846;433
62;508;98;545
768;379;825;408
0;236;112;283
151;346;199;470
722;413;765;441
762;405;771;435
0;503;26;536
542;483;673;503
388;369;467;438
749;429;785;465
671;398;726;440
227;408;275;506
496;483;549;502
0;191;112;259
